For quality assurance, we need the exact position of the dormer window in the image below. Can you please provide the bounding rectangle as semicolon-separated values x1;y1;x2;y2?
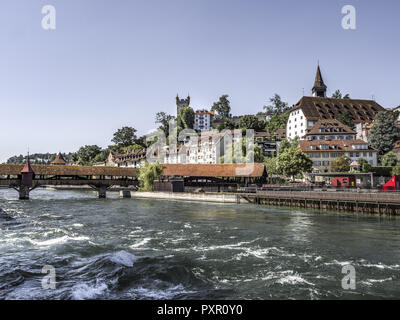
353;144;368;150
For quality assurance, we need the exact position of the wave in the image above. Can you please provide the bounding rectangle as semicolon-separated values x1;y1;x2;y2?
72;282;108;300
130;237;152;249
28;236;90;247
110;251;137;267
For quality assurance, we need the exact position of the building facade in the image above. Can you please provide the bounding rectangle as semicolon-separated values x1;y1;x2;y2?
299;119;378;173
106;149;147;168
287;66;386;140
194;109;214;132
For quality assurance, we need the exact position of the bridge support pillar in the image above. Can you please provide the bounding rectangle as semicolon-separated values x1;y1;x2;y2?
98;186;107;198
18;186;30;200
120;190;131;198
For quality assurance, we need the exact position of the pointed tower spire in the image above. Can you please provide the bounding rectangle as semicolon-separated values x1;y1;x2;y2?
312;64;327;97
21;153;34;174
21;153;35;188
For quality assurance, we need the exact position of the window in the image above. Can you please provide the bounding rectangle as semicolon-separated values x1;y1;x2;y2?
353;144;368;150
320;145;329;150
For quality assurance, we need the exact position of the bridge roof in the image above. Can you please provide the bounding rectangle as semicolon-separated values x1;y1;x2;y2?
161;163;266;178
0;164;138;177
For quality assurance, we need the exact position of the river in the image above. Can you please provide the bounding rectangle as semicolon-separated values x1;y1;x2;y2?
0;188;399;299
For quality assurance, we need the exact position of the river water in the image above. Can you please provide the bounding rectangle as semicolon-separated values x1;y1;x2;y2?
0;188;399;300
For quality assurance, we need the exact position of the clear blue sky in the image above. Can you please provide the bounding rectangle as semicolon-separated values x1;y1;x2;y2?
1;0;399;162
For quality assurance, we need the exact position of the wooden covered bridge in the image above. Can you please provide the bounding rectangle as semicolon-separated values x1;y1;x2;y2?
0;161;138;199
0;160;267;199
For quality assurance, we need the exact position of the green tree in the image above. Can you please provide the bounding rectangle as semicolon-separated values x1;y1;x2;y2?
177;107;195;130
278;137;299;155
265;111;290;133
337;111;354;129
121;144;144;153
263;94;289;115
331;90;350;99
211;95;231;120
112;126;137;148
93;150;109;163
76;145;102;165
381;151;398;167
368;111;398;155
238;115;265;131
155;112;175;137
392;165;400;176
276;147;313;180
264;157;279;175
138;163;163;191
329;156;351;172
358;158;372;172
217;118;237;131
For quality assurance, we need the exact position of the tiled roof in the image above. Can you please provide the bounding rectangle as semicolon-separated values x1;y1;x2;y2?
254;129;285;137
291;96;386;123
51;152;67;164
392;140;400;152
21;157;34;173
0;164;138;177
299;139;377;152
306;119;355;135
161;163;266;178
112;149;147;163
195;109;214;115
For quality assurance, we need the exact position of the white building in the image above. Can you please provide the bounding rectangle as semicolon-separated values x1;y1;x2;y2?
194;110;214;132
287;65;386;140
106;149;147;168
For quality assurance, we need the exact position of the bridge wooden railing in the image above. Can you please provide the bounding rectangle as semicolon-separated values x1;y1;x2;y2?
254;190;400;204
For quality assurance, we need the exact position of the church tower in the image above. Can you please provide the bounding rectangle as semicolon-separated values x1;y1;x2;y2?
312;65;327;98
176;94;190;115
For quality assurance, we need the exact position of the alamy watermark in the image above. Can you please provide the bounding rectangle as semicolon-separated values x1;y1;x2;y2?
41;5;56;30
341;264;356;290
342;5;356;30
40;5;356;31
144;119;256;175
41;265;56;290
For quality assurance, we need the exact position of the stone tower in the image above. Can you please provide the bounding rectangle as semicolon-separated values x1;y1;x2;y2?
176;94;190;115
312;65;327;98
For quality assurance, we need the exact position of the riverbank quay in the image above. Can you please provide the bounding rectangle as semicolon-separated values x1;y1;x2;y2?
239;190;400;215
130;190;400;215
130;191;238;203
